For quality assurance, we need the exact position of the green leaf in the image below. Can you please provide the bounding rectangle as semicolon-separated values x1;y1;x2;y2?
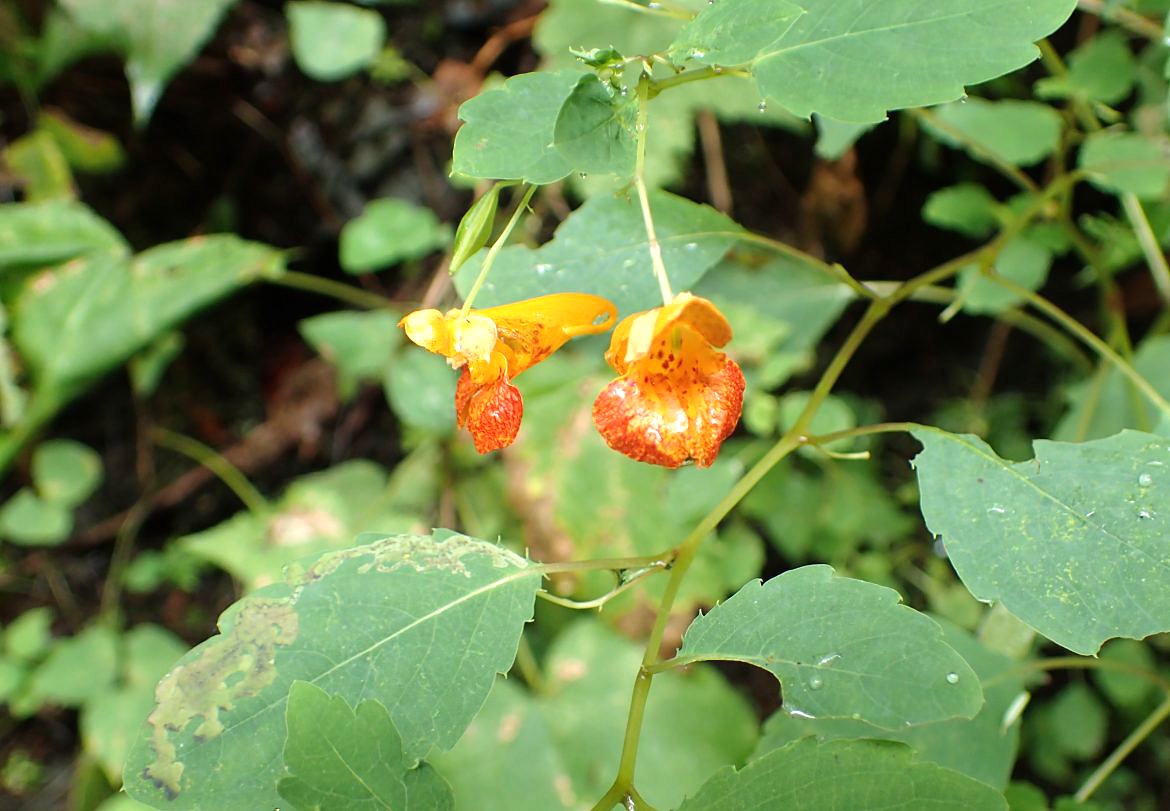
1078;131;1170;201
925;99;1062;168
672;566;982;729
1026;683;1107;781
59;0;237;123
911;427;1170;655
13;235;284;402
299;311;402;400
668;0;805;68
1054;335;1170;441
4;130;74;201
454;190;740;315
552;74;637;178
383;349;457;435
958;235;1052;315
287;0;387;82
1035;30;1137;105
449;184;504;275
4;607;54;662
429;678;572;810
37;109;126;174
23;625;118;708
669;0;1077;123
452;70;584;184
32;439;102;506
277;681;452;810
754;619;1026;790
0;200;128;270
124;532;541;808
339;198;449;274
813;115;874;160
923;184;1001;238
179;460;422;589
679;738;1007;811
0;489;72;546
534;0;686;68
1092;639;1157;709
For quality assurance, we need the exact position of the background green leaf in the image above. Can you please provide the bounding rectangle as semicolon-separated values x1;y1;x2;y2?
912;427;1170;654
678;738;1007;810
0;200;127;270
673;566;982;729
924;99;1063;168
32;438;102;506
124;532;541;809
287;1;387;82
1079;131;1170;200
339;198;450;274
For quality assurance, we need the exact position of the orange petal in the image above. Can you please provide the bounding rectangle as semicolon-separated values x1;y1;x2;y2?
604;293;732;372
479;293;617;376
593;356;745;468
455;368;523;453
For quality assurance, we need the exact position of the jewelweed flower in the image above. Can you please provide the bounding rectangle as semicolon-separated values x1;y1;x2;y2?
400;293;617;453
592;292;744;468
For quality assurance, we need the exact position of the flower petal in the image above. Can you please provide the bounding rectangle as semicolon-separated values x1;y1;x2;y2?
593;355;745;468
605;293;733;372
455;368;524;453
480;293;617;376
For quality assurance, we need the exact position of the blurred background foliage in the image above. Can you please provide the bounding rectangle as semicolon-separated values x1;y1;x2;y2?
0;0;1168;809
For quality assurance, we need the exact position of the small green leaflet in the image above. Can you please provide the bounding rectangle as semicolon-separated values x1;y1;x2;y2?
453;190;740;315
1053;335;1170;442
123;532;541;809
958;234;1052;315
0;200;128;269
671;566;982;729
1079;131;1170;201
678;738;1007;811
287;1;387;82
277;681;453;810
668;0;1078;123
912;427;1170;655
925;99;1062;168
339;198;450;274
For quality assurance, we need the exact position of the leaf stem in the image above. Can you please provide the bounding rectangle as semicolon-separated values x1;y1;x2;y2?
536;552;677;575
1120;193;1170;306
270;270;395;311
650;66;751;96
599;0;692;21
460;184;538;315
985;270;1170;419
634;77;674;305
537;562;668;610
731;231;879;300
152;428;268;515
1076;695;1170;802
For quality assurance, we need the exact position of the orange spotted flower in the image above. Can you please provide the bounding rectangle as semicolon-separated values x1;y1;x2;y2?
592;292;744;468
400;294;617;453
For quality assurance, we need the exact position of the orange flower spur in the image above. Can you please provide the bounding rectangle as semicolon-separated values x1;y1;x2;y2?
400;293;617;453
592;292;745;468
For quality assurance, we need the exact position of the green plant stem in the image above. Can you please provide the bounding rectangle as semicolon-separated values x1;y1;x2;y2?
1076;0;1166;40
995;655;1170;695
986;270;1170;419
461;184;537;314
537;563;668;610
1121;194;1170;306
513;635;545;693
99;498;149;621
537;552;676;575
593;178;1074;806
152;428;268;515
599;0;692;20
270;270;395;311
1077;695;1170;802
649;66;751;96
909;108;1040;194
635;77;674;305
731;231;879;300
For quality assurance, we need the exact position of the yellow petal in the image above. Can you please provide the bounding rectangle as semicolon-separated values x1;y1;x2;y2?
479;293;617;377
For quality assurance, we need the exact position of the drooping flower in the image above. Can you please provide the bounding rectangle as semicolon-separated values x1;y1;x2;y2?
592;292;744;468
400;293;617;453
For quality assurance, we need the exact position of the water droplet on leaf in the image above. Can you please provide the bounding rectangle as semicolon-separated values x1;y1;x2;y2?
946;672;960;684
